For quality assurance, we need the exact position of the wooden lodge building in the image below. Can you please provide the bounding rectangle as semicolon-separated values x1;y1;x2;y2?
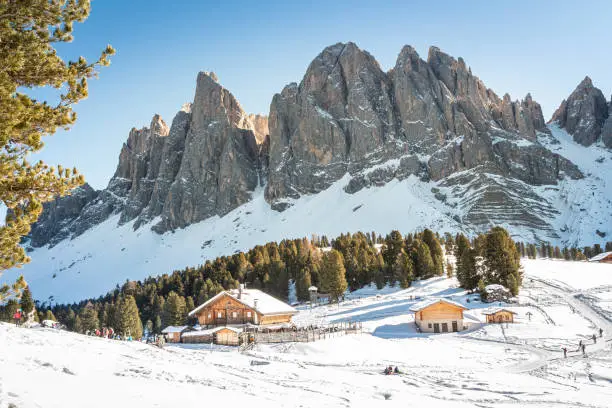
482;308;517;324
410;298;468;333
590;251;612;264
188;285;298;327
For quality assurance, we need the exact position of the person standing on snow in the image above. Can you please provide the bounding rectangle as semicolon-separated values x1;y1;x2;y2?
599;328;603;338
592;334;597;344
13;310;21;326
562;347;567;358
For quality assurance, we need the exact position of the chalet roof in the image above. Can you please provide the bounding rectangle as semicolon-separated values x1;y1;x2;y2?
188;288;297;317
161;325;189;334
482;308;518;315
410;298;467;312
590;251;612;262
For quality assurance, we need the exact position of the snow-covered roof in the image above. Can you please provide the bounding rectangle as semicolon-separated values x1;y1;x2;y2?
161;326;189;334
409;298;467;312
484;284;510;293
482;308;517;315
188;289;297;317
308;286;318;291
181;326;243;337
590;251;612;262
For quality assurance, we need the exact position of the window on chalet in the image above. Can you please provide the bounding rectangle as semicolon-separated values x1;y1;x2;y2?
232;312;237;318
247;311;252;318
207;313;212;319
428;323;432;328
217;312;222;318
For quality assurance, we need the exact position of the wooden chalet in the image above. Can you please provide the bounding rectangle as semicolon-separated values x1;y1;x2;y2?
188;285;298;328
410;298;468;333
590;252;612;264
482;308;517;323
161;325;190;343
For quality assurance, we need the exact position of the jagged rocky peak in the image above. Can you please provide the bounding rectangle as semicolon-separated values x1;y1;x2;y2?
550;76;611;148
266;42;559;208
151;71;262;232
266;42;399;208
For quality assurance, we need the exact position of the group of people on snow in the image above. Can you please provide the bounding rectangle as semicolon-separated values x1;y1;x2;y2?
562;328;604;358
383;366;401;375
85;327;134;341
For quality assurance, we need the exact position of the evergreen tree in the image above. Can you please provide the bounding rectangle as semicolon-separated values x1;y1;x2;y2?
162;291;186;327
19;287;34;315
482;227;522;296
392;250;414;289
43;309;56;321
410;239;435;279
295;266;312;301
382;230;404;272
154;315;162;334
422;229;444;276
446;261;453;278
456;247;479;290
319;249;347;302
0;1;114;282
606;242;612;252
116;295;143;338
78;304;99;333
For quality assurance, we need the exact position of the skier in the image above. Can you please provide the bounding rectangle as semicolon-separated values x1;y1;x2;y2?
581;343;586;357
394;366;400;374
562;347;567;358
599;328;603;338
578;340;582;351
592;334;597;344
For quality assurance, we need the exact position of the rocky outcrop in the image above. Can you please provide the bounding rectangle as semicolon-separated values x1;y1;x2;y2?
28;184;99;248
30;42;590;248
152;72;261;232
30;72;264;246
550;77;609;146
266;42;565;207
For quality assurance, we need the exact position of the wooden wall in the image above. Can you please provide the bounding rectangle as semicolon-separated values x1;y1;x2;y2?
418;303;464;321
194;294;256;326
486;311;514;323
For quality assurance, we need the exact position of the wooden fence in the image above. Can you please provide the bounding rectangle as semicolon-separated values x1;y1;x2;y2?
240;321;363;345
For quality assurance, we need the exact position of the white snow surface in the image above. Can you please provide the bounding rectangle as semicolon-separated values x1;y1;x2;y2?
2;259;612;408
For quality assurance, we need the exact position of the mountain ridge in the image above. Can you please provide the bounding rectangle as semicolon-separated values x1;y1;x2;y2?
25;42;609;254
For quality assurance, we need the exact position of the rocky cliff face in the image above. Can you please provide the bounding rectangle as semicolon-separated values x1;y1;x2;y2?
266;42;578;212
30;72;267;246
550;77;611;148
30;42;591;248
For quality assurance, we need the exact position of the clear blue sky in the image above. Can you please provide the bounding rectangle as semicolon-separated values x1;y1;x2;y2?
34;0;612;189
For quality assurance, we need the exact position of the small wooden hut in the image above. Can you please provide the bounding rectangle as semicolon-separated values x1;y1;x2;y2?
482;308;517;323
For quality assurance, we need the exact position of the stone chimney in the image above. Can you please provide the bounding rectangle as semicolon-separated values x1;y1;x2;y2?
238;283;244;299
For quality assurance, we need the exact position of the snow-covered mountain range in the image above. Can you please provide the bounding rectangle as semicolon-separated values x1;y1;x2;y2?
4;42;611;303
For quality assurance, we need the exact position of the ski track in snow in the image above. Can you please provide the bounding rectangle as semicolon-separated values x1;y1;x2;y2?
1;259;612;408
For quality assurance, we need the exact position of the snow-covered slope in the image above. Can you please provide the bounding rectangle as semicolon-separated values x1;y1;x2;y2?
2;259;611;408
3;126;611;304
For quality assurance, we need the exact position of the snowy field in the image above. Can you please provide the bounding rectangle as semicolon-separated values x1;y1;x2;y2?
2;259;612;408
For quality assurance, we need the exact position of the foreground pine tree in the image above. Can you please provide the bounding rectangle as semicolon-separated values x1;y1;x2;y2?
0;1;114;288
